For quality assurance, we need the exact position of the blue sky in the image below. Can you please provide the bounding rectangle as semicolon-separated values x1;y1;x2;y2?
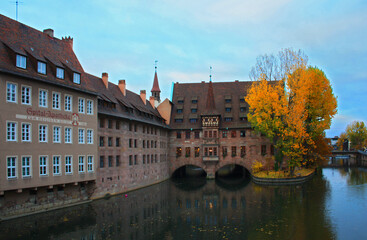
1;0;366;137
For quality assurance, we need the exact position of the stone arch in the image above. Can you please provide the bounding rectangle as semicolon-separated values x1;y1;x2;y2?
171;163;207;178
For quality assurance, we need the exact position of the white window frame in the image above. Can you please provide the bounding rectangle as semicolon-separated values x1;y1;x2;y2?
39;89;48;108
87;129;93;144
21;85;31;105
64;127;72;144
7;156;17;179
6;121;17;142
78;97;85;113
39;155;48;176
21;122;31;142
87;156;94;172
73;72;81;84
56;67;64;79
22;156;31;178
39;124;48;143
6;82;17;103
37;61;46;74
87;99;93;115
16;54;26;69
52;92;61;110
78;155;85;173
64;95;72;112
53;126;61;143
65;156;73;174
78;128;85;144
53;155;61;175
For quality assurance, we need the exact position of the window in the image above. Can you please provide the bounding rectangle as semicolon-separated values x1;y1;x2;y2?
22;156;31;177
21;86;31;105
176;147;182;157
108;137;113;147
108;119;112;128
7;156;17;179
99;119;105;128
194;131;200;139
225;108;231;112
134;155;137;165
129;139;132;148
87;129;93;144
39;156;48;176
73;72;81;84
190;118;197;123
194;147;200;157
116;155;120;167
6;82;17;103
65;127;72;143
261;145;267;156
100;156;104;168
191;108;197;113
192;99;198;104
176;131;181;139
129;155;133;166
87;100;94;114
222;146;228;157
39;90;48;107
240;130;246;137
222;130;228;138
52;92;60;109
240;117;248;122
204;131;208;138
241;146;246;157
37;61;46;74
209;131;212;138
87;156;94;172
65;156;72;174
65;95;72;111
231;130;236;138
178;100;184;104
116;121;120;130
129;123;132;131
116;137;120;147
177;109;183;113
185;131;190;139
225;99;231;103
53;126;61;143
204;147;208;156
185;147;190;157
39;125;48;142
56;67;64;79
240;107;246;112
108;156;113;167
6;122;17;142
78;98;85;113
78;129;85;144
78;156;85;173
175;119;183;123
231;146;237;157
224;117;232;122
16;54;26;69
99;136;104;147
143;155;146;164
134;139;137;148
53;156;60;175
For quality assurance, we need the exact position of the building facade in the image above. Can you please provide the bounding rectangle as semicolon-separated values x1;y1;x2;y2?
0;14;98;218
169;80;273;178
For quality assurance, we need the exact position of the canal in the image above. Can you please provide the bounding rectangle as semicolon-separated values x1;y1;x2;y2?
1;167;367;240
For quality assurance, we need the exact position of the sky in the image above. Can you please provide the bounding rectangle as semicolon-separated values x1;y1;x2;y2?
1;0;366;137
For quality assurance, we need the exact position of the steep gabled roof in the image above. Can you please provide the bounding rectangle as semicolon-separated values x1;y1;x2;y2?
151;70;161;92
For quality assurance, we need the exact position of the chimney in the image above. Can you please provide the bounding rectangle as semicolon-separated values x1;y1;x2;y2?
149;96;155;108
118;80;126;96
102;72;108;88
62;36;74;49
140;90;147;105
43;28;54;38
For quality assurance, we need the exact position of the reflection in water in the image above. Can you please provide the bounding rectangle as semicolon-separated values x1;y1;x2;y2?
1;168;367;239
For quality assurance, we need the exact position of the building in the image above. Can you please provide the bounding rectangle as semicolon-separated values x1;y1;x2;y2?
89;72;170;198
0;14;98;217
169;80;273;178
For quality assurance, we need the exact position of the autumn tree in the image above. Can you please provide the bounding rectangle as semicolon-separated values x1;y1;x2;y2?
246;49;337;174
345;121;367;150
336;132;348;150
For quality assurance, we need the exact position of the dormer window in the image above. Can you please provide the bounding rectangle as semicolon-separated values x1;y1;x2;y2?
73;72;81;84
16;55;26;69
56;67;64;79
37;61;46;74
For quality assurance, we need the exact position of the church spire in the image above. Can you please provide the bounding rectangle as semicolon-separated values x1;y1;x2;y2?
151;60;161;103
204;80;217;115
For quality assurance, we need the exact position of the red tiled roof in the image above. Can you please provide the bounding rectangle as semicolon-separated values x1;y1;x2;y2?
151;70;161;92
0;14;96;94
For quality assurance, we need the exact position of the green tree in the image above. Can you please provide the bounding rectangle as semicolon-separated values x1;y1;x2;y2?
345;121;367;150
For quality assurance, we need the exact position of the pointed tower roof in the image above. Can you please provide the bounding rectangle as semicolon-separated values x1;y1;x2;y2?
151;66;161;93
203;80;219;115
